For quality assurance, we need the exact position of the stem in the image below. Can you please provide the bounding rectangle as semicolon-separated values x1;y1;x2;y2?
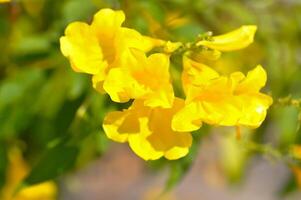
276;95;301;108
241;140;297;166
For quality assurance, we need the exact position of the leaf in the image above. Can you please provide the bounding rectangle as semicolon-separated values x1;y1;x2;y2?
0;145;8;189
279;175;298;197
62;0;97;25
20;144;79;187
53;94;86;135
274;106;299;147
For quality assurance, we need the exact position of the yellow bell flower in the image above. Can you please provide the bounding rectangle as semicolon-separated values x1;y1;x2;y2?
290;145;301;160
103;49;174;108
1;148;57;200
60;8;156;85
172;57;273;132
196;25;257;51
103;98;192;160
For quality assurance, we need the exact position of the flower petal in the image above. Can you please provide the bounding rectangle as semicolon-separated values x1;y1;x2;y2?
172;102;203;132
235;65;267;93
103;98;192;160
104;50;174;108
103;67;146;103
128;132;164;161
182;56;219;94
177;57;272;130
60;22;107;75
91;8;125;40
103;111;130;143
197;25;257;51
238;93;273;127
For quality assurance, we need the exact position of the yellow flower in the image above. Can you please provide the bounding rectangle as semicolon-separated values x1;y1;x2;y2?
172;57;273;132
1;148;57;200
103;98;192;160
197;25;257;51
0;0;10;3
60;8;156;86
290;145;301;160
60;8;170;106
103;50;174;108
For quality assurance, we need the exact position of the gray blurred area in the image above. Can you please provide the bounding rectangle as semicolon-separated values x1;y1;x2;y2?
61;139;301;200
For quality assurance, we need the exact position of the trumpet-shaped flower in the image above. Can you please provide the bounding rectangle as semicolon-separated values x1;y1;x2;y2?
103;50;174;108
172;57;273;132
197;25;257;51
103;98;192;160
60;8;157;88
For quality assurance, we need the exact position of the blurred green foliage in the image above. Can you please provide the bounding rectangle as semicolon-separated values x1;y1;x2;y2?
0;0;301;198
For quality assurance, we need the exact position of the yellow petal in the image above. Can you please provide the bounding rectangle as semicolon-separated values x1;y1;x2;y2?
177;58;272;130
104;50;174;108
90;9;125;64
60;22;107;75
143;84;174;108
92;72;106;93
129;98;192;160
199;98;242;126
237;93;273;128
172;102;203;132
102;111;131;143
103;98;192;160
103;67;142;103
144;36;166;48
128;131;164;161
235;65;267;94
197;25;257;51
164;146;190;160
91;8;125;40
182;56;219;94
16;182;57;200
103;100;152;143
118;28;156;53
142;53;174;108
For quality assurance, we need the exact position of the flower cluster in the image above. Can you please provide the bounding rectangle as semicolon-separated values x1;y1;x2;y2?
60;8;273;160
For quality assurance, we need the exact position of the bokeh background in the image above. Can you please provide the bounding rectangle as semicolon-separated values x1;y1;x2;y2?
1;0;301;199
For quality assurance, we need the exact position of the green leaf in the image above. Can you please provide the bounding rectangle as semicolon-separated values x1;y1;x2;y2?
0;145;8;189
20;144;79;187
62;0;97;25
279;175;298;197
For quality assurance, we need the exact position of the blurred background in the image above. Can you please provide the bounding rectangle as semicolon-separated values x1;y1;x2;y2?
1;0;301;199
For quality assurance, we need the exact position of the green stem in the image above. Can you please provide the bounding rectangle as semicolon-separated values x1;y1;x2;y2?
276;95;301;108
241;140;297;166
